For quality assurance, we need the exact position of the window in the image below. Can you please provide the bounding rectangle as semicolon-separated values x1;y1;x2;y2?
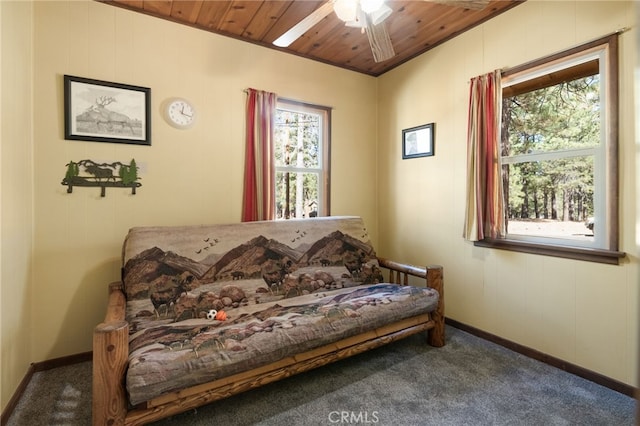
274;99;331;219
476;34;624;264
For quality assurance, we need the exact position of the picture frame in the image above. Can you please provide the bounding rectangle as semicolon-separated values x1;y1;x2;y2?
64;75;151;145
402;123;435;159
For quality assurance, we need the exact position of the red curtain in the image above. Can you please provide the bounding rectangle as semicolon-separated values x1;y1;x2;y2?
463;70;505;241
242;88;277;222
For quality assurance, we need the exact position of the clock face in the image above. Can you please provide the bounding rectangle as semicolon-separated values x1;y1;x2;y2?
165;98;195;128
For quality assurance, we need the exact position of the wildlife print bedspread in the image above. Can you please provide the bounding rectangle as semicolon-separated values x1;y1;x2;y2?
121;217;440;405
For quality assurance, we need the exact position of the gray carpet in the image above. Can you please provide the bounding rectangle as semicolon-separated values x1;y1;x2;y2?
6;326;636;425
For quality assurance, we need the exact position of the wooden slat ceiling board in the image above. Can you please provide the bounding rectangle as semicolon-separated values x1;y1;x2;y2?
243;1;292;40
218;1;265;35
142;0;172;16
170;1;203;23
195;2;231;30
263;1;325;42
100;0;524;76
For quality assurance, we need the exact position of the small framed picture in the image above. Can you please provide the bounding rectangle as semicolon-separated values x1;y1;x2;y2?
64;75;151;145
402;123;435;159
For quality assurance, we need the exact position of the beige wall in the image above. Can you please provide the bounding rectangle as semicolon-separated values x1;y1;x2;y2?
378;0;638;386
2;0;378;411
31;0;378;358
2;0;638;414
1;0;34;411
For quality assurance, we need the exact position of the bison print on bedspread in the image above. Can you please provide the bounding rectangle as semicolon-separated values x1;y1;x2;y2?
122;217;386;333
125;283;440;405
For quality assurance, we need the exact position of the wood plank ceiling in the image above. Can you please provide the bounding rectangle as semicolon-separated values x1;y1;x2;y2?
99;0;523;77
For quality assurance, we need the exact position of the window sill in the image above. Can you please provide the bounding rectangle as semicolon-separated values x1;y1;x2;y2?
474;238;625;265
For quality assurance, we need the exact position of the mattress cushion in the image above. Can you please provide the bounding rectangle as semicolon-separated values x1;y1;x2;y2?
126;283;438;405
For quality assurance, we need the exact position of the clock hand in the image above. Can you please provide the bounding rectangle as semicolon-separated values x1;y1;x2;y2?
178;105;192;118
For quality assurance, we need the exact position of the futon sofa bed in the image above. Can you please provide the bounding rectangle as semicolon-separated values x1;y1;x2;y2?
92;216;444;425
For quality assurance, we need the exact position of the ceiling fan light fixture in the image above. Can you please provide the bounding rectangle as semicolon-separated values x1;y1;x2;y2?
360;0;385;14
369;3;392;25
345;4;367;28
345;20;367;29
333;0;358;22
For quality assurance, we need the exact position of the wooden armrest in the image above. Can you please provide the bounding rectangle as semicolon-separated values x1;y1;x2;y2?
378;258;426;278
93;282;129;425
377;258;445;347
377;258;442;290
104;281;126;323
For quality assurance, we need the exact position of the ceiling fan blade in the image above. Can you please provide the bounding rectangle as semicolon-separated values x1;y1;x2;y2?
273;1;335;48
427;0;491;10
366;20;395;63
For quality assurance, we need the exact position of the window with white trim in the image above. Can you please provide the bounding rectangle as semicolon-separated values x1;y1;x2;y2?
478;34;624;264
274;99;331;219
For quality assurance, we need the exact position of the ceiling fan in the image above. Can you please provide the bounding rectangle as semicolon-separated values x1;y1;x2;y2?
273;0;491;63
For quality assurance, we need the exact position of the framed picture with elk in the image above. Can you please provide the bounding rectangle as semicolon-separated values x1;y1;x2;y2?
64;75;151;145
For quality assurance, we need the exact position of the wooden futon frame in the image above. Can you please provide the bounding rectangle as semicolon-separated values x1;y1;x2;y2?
93;260;444;425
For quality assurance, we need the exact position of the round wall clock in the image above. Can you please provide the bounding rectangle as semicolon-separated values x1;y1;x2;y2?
163;97;196;129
